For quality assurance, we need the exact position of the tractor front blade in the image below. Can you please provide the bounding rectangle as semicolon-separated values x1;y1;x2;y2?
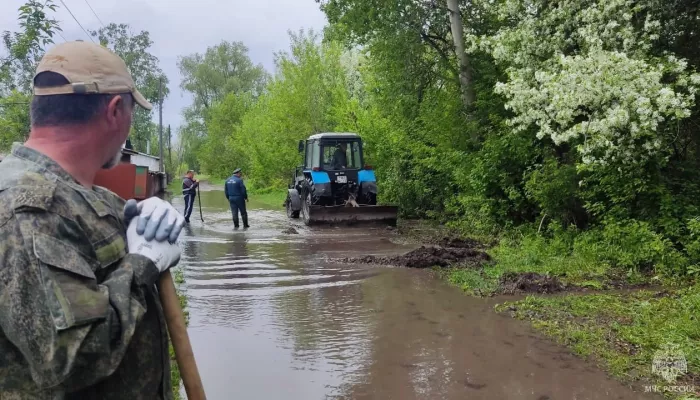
307;204;398;226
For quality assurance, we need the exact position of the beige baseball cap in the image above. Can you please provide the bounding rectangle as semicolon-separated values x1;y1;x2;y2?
33;40;153;110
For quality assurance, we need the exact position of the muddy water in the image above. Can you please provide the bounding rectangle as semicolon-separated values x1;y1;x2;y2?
169;189;657;400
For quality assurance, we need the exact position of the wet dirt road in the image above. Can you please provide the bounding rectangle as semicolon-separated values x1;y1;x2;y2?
170;188;658;400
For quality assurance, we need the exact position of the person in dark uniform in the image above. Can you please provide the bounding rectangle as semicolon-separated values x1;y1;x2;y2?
331;142;347;169
182;170;199;223
225;168;249;229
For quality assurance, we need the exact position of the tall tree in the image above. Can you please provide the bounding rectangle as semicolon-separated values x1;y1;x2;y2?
177;41;269;172
1;0;62;94
318;0;478;113
0;0;62;152
205;30;351;185
446;0;474;108
90;23;168;154
177;41;269;113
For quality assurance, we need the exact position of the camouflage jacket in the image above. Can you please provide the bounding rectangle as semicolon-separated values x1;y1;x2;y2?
0;144;173;400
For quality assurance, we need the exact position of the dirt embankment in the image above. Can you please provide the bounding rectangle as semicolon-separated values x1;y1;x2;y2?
333;238;491;269
332;237;567;295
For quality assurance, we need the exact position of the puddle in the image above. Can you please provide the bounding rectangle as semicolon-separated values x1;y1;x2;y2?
168;189;659;400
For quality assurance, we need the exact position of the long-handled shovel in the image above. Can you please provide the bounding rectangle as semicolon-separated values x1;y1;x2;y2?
123;194;206;399
158;271;207;399
197;185;204;222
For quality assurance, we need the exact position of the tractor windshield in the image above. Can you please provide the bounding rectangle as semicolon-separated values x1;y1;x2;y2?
321;140;362;170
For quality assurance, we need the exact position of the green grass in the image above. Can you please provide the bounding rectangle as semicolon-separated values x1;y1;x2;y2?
443;227;688;296
494;287;700;399
198;174;225;186
169;267;189;400
444;267;501;296
444;233;614;296
248;186;287;209
166;179;180;194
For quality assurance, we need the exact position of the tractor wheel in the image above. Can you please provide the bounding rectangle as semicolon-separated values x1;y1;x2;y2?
286;194;300;219
360;191;377;205
301;191;312;226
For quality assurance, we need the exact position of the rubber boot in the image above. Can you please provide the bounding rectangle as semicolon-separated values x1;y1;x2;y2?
243;214;249;229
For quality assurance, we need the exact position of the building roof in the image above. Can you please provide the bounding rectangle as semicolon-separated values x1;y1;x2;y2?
121;143;158;160
307;132;360;140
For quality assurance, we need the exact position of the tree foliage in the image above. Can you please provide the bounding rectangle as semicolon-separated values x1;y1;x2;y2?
178;41;268;111
176;41;270;176
91;23;168;155
194;30;349;186
188;0;700;279
1;0;61;95
0;0;61;152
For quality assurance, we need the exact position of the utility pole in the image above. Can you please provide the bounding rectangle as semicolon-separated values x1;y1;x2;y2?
168;124;172;168
158;76;164;173
167;124;172;183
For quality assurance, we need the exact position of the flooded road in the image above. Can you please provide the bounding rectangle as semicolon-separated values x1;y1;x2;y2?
170;188;657;400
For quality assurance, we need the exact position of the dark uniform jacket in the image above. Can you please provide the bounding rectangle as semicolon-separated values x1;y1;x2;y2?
224;175;247;200
182;177;198;196
0;144;172;399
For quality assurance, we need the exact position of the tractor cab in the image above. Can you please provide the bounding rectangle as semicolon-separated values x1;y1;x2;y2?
299;133;365;173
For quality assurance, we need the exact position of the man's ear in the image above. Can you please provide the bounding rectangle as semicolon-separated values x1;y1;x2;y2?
105;95;125;125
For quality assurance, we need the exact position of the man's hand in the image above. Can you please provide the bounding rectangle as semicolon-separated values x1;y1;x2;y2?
126;218;181;272
123;197;185;243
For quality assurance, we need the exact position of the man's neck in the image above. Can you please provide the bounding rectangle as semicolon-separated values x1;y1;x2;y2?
25;128;100;188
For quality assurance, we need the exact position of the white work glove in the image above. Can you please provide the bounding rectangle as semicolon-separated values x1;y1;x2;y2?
123;197;185;243
126;218;181;272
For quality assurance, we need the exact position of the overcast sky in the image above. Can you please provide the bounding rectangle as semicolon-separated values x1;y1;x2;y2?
1;0;328;136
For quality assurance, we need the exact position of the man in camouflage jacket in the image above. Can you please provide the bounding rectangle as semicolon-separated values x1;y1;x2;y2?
0;41;185;399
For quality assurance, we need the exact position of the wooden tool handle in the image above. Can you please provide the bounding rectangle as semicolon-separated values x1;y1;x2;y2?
158;270;206;399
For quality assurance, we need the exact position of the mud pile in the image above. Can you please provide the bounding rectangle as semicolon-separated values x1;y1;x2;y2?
434;237;488;250
498;272;564;294
335;239;491;269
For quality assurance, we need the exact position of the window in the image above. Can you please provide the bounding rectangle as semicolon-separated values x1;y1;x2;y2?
305;141;312;168
350;141;362;168
311;141;320;168
320;140;362;170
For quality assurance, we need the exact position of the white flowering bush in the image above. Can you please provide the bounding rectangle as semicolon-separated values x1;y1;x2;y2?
497;50;699;166
479;0;700;167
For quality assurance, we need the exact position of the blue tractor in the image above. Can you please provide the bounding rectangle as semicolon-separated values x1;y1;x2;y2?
285;132;398;226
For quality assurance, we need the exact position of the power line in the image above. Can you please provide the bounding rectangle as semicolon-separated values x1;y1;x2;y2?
83;0;105;28
57;30;67;42
58;0;95;43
